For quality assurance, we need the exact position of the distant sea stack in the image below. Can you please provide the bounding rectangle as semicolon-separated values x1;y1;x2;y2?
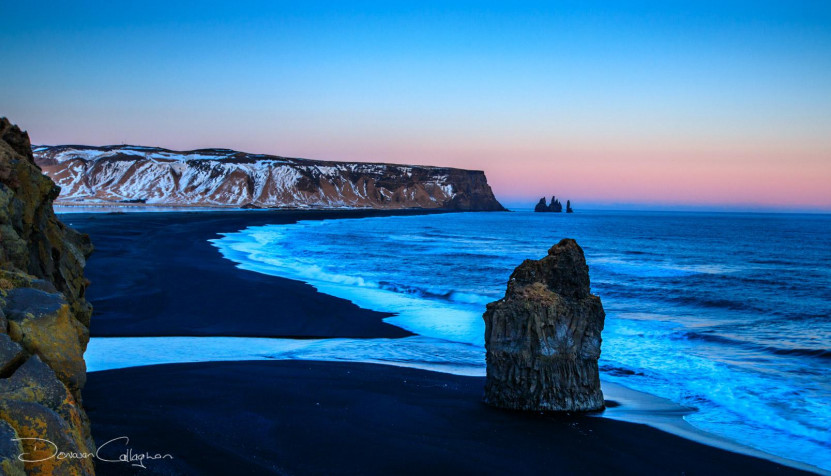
534;196;572;212
483;239;605;412
0;118;95;474
32;145;506;211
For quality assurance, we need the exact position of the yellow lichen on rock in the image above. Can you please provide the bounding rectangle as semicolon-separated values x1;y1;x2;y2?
0;117;95;475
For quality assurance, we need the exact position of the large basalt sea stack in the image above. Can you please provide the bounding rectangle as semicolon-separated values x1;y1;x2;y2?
483;238;605;412
0;118;95;475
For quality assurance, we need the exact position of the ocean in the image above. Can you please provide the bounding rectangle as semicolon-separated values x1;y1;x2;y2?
210;210;831;471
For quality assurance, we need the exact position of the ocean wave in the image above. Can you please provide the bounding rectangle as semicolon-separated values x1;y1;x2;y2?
591;258;736;279
749;258;799;266
664;294;760;312
376;281;496;305
762;346;831;360
598;364;645;377
215;233;497;307
595;286;764;314
671;330;740;345
210;212;831;472
603;319;831;463
672;331;831;361
212;226;488;346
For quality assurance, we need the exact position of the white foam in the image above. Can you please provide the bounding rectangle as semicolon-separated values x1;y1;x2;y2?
207;213;831;472
86;336;485;376
211;225;487;346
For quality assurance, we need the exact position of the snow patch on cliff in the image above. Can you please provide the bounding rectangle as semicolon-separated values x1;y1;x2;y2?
30;144;503;210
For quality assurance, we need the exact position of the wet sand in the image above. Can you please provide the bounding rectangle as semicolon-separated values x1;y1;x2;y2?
85;360;811;475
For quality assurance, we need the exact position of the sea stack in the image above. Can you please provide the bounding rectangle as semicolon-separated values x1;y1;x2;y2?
548;196;563;212
483;238;605;412
534;196;571;213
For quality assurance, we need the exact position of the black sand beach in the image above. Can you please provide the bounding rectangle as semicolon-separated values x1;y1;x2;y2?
68;210;816;475
84;360;810;475
65;209;436;338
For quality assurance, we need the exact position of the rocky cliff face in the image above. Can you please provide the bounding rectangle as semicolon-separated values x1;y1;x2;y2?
0;118;95;475
33;145;505;211
483;238;605;412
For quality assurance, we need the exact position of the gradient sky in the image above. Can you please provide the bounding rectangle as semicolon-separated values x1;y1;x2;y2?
2;1;830;210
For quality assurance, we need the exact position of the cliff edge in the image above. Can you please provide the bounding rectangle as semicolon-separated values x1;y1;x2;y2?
33;145;506;211
0;118;95;475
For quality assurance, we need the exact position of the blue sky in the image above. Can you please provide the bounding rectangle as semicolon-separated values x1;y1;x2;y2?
2;1;830;210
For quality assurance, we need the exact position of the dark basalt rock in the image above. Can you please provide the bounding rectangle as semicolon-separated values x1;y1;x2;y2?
0;420;24;475
566;200;573;213
483;238;605;412
0;117;94;475
0;334;24;378
534;196;569;213
549;195;563;212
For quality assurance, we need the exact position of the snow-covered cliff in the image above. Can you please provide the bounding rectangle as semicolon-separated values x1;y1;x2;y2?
32;145;505;210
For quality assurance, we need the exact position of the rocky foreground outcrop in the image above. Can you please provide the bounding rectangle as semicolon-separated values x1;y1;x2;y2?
483;239;605;412
1;118;94;475
33;145;506;211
